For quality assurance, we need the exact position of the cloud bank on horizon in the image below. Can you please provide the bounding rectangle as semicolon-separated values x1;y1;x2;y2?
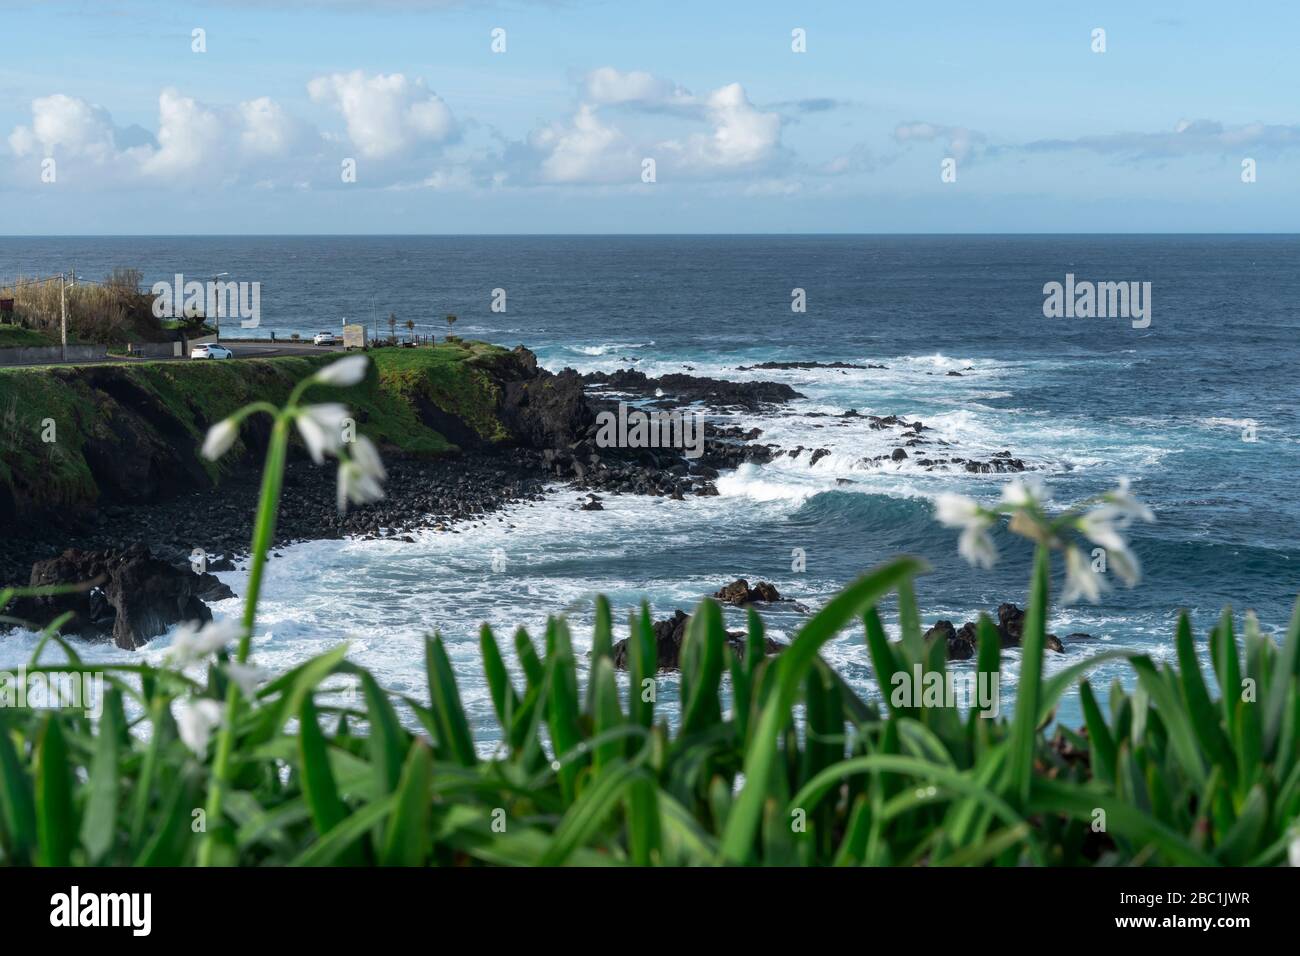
2;0;1298;232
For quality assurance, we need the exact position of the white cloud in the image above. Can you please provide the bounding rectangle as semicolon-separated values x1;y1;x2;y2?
530;104;637;184
142;89;226;177
684;82;782;168
8;94;120;161
583;67;686;107
524;71;782;184
660;82;780;171
307;70;455;159
6;89;317;186
240;96;299;156
6;67;789;193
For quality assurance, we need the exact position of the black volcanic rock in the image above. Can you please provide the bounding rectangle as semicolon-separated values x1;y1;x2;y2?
922;603;1068;661
714;578;785;606
923;619;975;661
583;368;802;411
610;609;784;672
9;544;215;650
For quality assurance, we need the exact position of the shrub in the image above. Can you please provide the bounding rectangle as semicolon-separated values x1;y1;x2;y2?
0;272;166;345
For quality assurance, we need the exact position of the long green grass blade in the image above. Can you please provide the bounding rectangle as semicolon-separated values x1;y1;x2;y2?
298;696;349;837
35;715;74;867
1078;681;1117;785
381;740;433;866
0;714;38;863
681;600;725;735
80;688;124;863
1006;546;1049;804
479;623;519;734
1263;596;1300;754
426;635;477;767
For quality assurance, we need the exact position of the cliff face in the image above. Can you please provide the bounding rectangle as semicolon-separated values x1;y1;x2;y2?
0;342;589;529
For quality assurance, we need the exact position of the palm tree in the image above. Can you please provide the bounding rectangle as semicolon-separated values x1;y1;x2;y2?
445;314;457;341
387;312;397;343
405;318;415;343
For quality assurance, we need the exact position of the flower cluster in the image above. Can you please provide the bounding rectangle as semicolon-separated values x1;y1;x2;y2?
934;476;1155;603
200;354;386;512
166;618;268;754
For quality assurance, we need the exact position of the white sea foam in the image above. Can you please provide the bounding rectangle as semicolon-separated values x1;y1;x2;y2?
567;341;654;356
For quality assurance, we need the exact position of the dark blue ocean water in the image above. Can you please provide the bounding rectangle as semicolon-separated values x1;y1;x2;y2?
3;236;1298;731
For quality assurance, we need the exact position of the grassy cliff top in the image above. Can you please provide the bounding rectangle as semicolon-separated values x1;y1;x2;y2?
0;341;515;515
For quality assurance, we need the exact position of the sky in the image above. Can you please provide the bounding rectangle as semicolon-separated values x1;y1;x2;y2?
1;0;1298;234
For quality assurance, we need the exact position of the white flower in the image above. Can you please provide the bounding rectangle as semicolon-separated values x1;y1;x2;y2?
1289;828;1300;868
934;494;998;569
1078;505;1127;550
934;493;982;528
337;435;387;512
175;698;224;756
1078;505;1142;587
226;662;270;699
1062;546;1108;604
166;618;243;665
1000;476;1048;509
201;418;239;461
295;403;350;464
958;523;998;569
314;355;369;387
1103;478;1155;524
349;434;387;481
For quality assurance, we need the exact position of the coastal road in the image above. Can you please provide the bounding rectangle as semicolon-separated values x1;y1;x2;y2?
0;339;345;369
204;341;346;359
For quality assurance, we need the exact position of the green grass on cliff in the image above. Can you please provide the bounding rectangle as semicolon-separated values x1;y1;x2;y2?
370;340;512;444
0;342;513;512
0;323;61;348
0;367;101;507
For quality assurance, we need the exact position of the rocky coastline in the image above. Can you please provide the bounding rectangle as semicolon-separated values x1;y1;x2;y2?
1;343;1046;650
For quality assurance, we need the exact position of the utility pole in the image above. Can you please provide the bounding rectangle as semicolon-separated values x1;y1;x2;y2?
60;272;67;362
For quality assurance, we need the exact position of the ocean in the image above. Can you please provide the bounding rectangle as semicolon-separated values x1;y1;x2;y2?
2;235;1298;735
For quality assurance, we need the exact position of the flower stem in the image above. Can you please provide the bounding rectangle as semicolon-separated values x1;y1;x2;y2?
237;414;290;662
198;412;291;866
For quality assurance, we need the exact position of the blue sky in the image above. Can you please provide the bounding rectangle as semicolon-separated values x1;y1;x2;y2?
2;0;1298;233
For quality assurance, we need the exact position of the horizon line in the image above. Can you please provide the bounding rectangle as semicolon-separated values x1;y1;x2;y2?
4;232;1300;240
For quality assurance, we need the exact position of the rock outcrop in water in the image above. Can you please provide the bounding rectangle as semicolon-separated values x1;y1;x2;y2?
712;578;807;610
924;603;1070;660
6;544;229;650
610;608;784;672
583;368;802;411
714;578;784;605
922;620;978;661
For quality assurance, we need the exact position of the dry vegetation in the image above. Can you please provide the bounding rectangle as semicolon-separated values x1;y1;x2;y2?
0;268;182;345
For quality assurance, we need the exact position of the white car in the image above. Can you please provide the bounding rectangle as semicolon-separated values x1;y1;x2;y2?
313;331;341;346
191;344;233;359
